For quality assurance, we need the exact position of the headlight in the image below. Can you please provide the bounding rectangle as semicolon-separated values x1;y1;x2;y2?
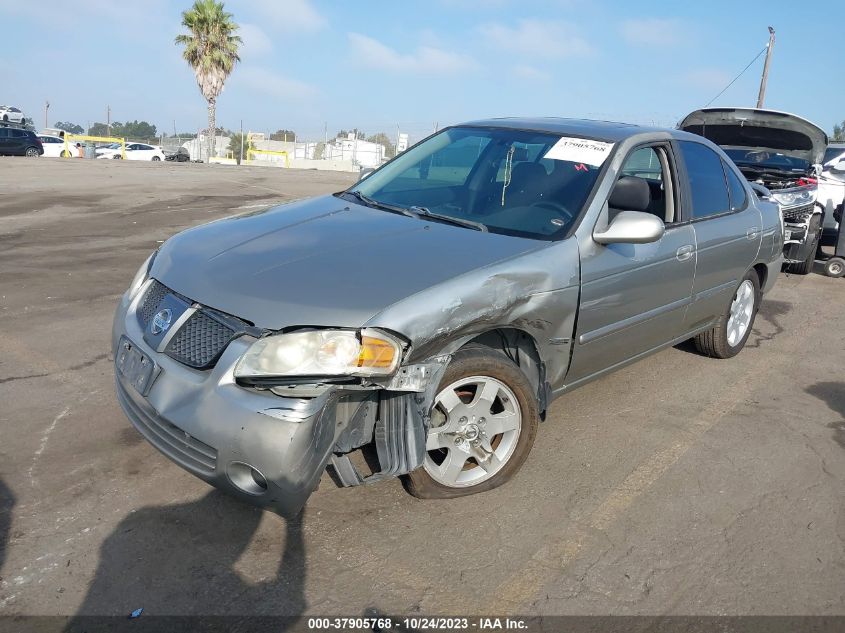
771;187;816;208
128;252;156;299
234;328;402;379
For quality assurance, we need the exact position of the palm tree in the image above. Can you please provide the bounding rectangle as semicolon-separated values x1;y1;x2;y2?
175;0;241;162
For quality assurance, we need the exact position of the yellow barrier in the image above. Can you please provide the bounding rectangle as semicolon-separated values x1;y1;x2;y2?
64;134;126;159
246;148;289;168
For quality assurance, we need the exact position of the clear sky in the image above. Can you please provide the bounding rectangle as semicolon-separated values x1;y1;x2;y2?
2;0;843;144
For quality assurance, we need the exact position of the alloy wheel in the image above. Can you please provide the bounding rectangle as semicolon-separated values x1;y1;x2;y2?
727;279;755;347
423;375;522;487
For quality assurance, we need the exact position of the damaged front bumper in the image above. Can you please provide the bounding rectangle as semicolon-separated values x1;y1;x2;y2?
112;289;446;517
782;204;821;264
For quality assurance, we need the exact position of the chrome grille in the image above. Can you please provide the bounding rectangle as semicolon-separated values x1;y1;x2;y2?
781;203;815;222
165;311;236;369
137;280;169;326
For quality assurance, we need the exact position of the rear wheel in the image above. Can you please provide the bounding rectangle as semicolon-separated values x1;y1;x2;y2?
2;115;7;122
405;347;539;499
152;155;161;161
24;147;40;157
694;270;760;359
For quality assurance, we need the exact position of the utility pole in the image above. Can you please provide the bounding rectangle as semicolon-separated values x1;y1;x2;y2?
240;119;244;165
44;101;50;129
107;105;111;136
756;26;775;109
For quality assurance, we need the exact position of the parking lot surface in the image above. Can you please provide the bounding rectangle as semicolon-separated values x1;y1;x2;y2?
0;159;843;618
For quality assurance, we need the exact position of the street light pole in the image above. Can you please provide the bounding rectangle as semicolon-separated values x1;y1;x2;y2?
756;26;776;109
44;101;50;129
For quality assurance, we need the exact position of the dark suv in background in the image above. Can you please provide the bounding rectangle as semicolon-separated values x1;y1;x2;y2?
0;127;43;157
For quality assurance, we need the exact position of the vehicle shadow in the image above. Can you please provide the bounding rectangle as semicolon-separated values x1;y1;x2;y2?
805;382;845;449
0;477;14;573
64;489;307;630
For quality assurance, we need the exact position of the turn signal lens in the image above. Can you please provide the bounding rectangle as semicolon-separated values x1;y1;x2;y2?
359;334;399;371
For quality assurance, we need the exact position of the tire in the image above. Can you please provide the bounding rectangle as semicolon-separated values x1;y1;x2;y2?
2;115;7;122
24;147;40;157
694;269;760;359
405;346;539;499
786;213;821;275
824;257;845;278
60;150;71;158
152;155;161;161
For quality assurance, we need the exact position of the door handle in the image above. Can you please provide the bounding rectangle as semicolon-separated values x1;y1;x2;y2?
676;245;694;261
747;227;760;240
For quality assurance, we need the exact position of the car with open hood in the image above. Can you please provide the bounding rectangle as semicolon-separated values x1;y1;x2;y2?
114;118;783;516
679;107;828;274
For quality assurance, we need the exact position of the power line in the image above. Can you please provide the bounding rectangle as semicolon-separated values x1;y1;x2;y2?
704;45;768;108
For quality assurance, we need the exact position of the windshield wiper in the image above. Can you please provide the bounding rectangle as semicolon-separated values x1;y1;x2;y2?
341;190;420;218
408;206;487;232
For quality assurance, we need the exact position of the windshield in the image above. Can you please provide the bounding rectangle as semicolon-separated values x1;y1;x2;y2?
348;126;604;240
723;148;809;173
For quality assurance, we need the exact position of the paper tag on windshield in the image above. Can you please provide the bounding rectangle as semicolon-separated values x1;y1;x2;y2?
544;137;614;166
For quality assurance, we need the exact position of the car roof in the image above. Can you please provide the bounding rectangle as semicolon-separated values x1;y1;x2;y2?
457;117;673;143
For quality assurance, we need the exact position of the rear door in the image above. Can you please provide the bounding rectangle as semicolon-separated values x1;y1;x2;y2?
567;143;697;384
676;140;762;330
10;129;28;155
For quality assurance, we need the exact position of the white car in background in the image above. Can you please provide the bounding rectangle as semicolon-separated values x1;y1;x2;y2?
0;105;25;123
37;134;74;158
819;143;845;239
96;142;165;161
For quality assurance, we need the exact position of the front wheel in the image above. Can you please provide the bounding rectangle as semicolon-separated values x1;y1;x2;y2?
694;270;760;359
405;347;539;499
60;150;71;158
152;155;161;161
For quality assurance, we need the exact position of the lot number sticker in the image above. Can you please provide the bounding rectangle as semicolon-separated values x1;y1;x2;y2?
544;137;614;166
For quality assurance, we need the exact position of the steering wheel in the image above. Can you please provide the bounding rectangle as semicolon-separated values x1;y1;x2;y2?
529;200;574;222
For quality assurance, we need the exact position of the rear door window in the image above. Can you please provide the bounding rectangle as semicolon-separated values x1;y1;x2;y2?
678;141;730;219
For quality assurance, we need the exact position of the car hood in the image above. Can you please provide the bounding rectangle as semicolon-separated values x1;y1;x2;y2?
679;108;828;165
150;195;544;330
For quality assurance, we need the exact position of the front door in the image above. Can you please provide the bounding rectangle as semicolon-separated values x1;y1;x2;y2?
566;144;696;385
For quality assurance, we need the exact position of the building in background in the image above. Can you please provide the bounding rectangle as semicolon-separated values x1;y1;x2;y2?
324;133;387;168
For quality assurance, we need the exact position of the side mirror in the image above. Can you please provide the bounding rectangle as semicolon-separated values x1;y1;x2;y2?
594;210;665;244
358;167;375;181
